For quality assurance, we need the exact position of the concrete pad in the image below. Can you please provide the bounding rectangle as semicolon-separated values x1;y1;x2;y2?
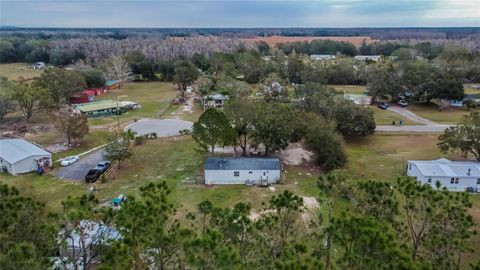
125;119;193;137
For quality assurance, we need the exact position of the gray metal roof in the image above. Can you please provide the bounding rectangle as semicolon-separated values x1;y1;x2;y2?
409;158;480;178
0;139;51;164
205;157;280;171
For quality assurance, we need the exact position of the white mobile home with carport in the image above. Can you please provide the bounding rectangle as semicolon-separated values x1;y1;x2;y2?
406;158;480;192
204;157;281;185
0;139;52;175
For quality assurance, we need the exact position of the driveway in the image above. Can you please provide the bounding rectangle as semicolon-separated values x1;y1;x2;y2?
376;124;452;133
376;105;453;133
54;150;104;180
387;106;438;125
125;119;193;137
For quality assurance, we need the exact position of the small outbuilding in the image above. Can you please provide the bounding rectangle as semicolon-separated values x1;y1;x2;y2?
310;54;335;61
0;139;52;175
31;62;46;69
105;80;121;90
204;157;281;185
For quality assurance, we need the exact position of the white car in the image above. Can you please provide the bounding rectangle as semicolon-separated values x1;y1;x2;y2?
61;156;80;166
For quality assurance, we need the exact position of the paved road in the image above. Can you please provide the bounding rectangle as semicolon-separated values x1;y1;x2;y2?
54;150;104;180
125;119;193;137
387;106;438;125
376;124;452;133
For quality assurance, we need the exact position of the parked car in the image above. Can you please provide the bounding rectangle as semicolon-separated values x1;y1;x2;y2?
397;100;408;107
378;102;389;110
60;156;80;166
95;161;111;173
85;169;102;183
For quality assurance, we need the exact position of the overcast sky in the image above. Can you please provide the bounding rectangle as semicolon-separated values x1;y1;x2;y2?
1;0;479;28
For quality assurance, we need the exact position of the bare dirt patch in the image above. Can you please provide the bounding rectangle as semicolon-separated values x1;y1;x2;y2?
241;36;377;46
280;143;314;166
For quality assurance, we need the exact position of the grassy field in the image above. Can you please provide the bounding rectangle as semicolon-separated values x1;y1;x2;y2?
329;84;367;94
408;103;478;124
0;63;43;80
89;82;178;126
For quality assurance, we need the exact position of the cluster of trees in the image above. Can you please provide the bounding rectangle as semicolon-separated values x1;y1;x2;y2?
193;83;375;171
1;175;478;269
277;39;358;56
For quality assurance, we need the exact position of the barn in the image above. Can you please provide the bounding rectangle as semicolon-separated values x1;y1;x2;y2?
407;158;480;192
0;139;52;175
204;157;281;185
69;90;96;104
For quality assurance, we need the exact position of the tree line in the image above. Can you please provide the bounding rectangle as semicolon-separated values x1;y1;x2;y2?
1;174;478;270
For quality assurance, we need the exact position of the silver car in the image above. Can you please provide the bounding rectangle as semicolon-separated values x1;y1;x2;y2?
60;155;80;166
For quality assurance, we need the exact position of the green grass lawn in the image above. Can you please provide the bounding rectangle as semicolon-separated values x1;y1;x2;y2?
1;132;478;267
0;63;43;81
408;103;479;124
89;82;178;126
329;84;367;94
371;106;416;125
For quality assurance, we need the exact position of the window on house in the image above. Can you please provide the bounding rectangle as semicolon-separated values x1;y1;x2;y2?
427;178;432;183
409;164;411;170
477;178;480;185
450;178;455;184
234;171;239;177
455;178;459;184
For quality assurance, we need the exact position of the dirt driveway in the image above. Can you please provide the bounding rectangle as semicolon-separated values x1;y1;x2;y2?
54;150;104;180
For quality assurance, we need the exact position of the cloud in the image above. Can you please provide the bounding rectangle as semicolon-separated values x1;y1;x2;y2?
0;0;478;27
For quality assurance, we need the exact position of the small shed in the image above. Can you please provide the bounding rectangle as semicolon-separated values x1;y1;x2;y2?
204;157;281;185
105;80;121;90
0;139;52;175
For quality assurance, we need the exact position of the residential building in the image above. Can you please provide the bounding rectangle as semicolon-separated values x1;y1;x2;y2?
354;55;382;61
0;139;52;175
202;94;229;110
406;158;480;192
310;54;335;61
31;62;46;69
343;93;372;105
204;157;281;185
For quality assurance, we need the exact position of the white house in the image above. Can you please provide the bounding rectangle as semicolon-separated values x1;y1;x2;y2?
0;139;52;175
343;93;372;105
31;62;46;69
354;55;382;61
310;54;335;61
204;157;281;185
202;94;229;110
406;158;480;192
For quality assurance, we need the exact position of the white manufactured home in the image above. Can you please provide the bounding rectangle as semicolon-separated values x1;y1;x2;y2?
406;158;480;192
204;157;281;185
0;139;52;175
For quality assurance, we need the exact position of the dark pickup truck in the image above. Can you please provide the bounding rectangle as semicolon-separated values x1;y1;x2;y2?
85;169;103;183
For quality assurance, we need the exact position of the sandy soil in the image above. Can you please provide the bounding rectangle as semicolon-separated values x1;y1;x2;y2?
241;36;377;46
280;143;314;165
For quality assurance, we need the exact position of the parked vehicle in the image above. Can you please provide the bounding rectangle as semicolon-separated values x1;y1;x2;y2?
61;156;80;166
397;100;408;107
85;169;102;182
95;161;111;173
378;102;389;110
466;187;477;193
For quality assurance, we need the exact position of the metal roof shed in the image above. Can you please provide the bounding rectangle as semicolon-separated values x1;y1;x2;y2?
0;139;52;175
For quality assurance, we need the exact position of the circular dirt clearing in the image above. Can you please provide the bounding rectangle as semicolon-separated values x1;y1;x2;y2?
125;119;193;137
